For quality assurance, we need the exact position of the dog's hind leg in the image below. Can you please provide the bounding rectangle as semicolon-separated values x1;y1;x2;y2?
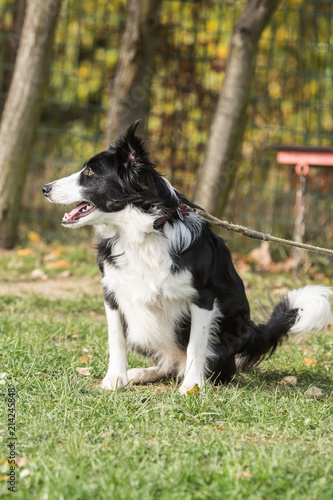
127;366;168;385
179;303;215;394
101;302;129;391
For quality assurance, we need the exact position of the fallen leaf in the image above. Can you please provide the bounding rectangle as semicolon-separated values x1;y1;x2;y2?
46;260;71;270
146;439;158;446
57;270;72;279
239;470;253;478
79;356;89;363
306;386;323;397
75;367;91;376
187;384;199;395
303;357;317;367
101;430;115;439
44;248;65;261
16;248;33;256
16;457;27;468
31;269;48;281
282;376;297;385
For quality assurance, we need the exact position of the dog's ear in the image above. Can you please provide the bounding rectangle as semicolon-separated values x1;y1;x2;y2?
110;120;152;169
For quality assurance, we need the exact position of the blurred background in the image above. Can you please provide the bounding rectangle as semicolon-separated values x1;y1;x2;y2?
0;0;332;256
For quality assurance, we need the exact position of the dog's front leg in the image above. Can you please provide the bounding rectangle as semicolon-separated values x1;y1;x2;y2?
101;302;128;391
179;304;213;394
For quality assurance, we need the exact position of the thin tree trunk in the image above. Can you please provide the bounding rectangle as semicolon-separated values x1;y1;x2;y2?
105;0;163;144
0;0;62;248
194;0;280;215
0;0;27;115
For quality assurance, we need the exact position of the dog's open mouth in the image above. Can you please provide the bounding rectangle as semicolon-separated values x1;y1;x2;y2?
62;202;96;224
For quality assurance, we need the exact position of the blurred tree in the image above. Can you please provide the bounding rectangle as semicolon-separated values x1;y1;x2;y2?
0;0;62;248
105;0;163;144
194;0;280;216
0;0;26;115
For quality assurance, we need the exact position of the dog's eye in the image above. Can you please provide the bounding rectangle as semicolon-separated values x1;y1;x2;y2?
85;167;94;176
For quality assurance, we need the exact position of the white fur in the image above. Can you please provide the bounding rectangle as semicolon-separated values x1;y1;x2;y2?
163;212;203;253
179;304;216;394
162;177;178;200
46;171;83;205
100;206;197;377
100;304;128;390
287;285;332;336
128;366;168;385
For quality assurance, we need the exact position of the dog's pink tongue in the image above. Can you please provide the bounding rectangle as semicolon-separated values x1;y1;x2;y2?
63;202;87;221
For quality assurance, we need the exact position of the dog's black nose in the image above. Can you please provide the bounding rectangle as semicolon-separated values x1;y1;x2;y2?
42;184;52;196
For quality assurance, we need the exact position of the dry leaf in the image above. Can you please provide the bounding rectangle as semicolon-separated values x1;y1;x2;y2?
303;357;317;367
57;270;72;279
31;269;48;281
75;367;91;376
282;376;297;385
239;470;253;478
101;430;115;439
44;248;65;261
187;384;199;395
17;248;33;256
306;386;323;397
146;439;158;446
16;457;27;468
46;260;71;270
79;356;89;363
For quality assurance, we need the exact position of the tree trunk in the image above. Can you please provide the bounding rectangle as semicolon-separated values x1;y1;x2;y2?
194;0;280;215
0;0;27;115
105;0;163;144
0;0;62;248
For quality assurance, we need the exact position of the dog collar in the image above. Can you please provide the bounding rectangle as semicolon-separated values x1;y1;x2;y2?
154;203;190;229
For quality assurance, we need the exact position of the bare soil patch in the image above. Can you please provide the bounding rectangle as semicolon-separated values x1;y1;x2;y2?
0;275;102;299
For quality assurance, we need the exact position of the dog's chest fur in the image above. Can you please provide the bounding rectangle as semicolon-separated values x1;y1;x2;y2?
99;209;196;355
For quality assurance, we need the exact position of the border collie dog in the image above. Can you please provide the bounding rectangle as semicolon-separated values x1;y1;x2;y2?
43;122;332;394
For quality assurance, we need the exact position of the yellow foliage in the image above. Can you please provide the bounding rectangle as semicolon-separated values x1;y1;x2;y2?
269;81;281;99
216;44;228;60
28;231;41;244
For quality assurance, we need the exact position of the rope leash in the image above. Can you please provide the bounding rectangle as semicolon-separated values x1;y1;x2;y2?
187;207;333;257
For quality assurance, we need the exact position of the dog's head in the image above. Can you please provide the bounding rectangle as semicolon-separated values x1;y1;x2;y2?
43;121;178;228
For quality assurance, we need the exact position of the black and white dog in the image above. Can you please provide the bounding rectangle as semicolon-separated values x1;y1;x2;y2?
43;122;332;393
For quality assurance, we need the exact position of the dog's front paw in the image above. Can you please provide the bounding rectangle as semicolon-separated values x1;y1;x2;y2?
101;373;128;391
179;375;205;395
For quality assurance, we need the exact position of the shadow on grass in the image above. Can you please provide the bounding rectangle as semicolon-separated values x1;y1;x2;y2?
233;368;332;393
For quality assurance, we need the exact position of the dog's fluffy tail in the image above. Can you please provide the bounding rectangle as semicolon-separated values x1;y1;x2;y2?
237;286;332;371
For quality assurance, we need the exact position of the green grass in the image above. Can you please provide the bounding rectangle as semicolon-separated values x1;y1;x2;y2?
0;245;332;499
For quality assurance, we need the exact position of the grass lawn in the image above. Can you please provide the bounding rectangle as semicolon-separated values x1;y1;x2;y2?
0;239;332;499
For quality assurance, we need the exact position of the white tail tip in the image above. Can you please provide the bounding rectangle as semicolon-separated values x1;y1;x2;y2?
287;285;332;336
